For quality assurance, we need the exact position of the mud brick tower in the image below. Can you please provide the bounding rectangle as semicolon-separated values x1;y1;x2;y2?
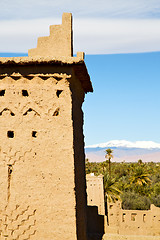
0;13;93;240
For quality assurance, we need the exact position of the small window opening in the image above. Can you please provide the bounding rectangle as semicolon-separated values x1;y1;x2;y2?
56;90;63;98
53;108;60;116
122;213;126;222
0;90;5;96
7;131;14;138
131;213;137;221
22;90;29;96
8;164;13;175
32;131;37;138
143;214;146;222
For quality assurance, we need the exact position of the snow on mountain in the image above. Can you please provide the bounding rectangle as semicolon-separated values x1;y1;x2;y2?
85;140;160;162
86;140;160;149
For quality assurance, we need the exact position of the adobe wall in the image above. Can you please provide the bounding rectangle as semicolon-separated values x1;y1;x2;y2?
0;13;93;240
103;233;160;240
86;174;160;239
86;173;105;215
86;174;105;240
106;201;160;236
28;12;73;57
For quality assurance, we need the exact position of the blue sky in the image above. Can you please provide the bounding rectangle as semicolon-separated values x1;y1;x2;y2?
0;0;160;145
84;53;160;145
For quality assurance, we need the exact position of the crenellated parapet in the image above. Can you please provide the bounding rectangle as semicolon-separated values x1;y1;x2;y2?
29;13;78;58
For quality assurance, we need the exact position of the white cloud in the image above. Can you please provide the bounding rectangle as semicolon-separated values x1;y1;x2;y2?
0;18;160;54
74;18;160;54
0;0;160;20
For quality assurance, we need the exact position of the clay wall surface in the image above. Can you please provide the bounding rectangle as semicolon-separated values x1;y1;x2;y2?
86;174;105;240
0;62;89;240
106;201;160;237
103;233;160;240
86;174;105;215
28;13;73;57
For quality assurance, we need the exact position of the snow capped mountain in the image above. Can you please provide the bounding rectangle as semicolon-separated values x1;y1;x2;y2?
85;140;160;162
86;140;160;149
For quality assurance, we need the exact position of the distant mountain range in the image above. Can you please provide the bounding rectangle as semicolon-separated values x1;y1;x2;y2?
85;140;160;162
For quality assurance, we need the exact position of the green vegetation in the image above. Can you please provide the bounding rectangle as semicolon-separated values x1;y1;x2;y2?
104;174;122;202
86;155;160;210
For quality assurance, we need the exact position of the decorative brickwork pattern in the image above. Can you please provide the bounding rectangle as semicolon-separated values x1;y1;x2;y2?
1;148;32;166
0;205;36;240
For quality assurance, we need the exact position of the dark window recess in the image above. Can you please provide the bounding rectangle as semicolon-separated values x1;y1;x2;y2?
7;131;14;138
8;164;13;174
22;90;29;96
0;90;5;96
53;108;60;116
32;131;37;138
56;90;63;98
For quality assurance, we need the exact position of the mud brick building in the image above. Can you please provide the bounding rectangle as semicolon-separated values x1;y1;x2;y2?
0;13;93;240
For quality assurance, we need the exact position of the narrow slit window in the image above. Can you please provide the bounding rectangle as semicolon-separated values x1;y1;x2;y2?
0;90;5;96
143;214;146;222
7;131;14;138
32;131;37;138
22;90;29;96
122;213;126;222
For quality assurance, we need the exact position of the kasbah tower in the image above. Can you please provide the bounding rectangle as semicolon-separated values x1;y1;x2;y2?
0;13;93;240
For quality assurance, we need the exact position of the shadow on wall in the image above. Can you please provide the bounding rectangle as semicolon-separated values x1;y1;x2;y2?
87;206;104;240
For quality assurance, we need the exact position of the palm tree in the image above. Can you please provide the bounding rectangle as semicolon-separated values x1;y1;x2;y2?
138;159;143;165
130;167;151;186
105;148;113;177
104;174;122;202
